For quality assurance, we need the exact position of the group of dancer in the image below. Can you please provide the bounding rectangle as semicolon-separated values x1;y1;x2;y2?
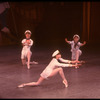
18;30;86;88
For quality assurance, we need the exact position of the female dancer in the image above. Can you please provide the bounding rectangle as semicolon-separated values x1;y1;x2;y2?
21;30;38;69
65;34;86;61
18;50;81;88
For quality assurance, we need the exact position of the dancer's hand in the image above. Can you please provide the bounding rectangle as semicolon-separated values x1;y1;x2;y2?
65;38;68;42
83;41;86;45
26;40;31;44
65;38;70;44
74;60;86;64
75;63;82;69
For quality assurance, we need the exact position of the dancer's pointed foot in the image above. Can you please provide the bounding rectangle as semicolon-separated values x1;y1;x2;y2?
80;61;85;64
18;83;25;88
75;66;79;69
27;63;30;69
63;80;68;88
32;61;38;64
28;66;30;69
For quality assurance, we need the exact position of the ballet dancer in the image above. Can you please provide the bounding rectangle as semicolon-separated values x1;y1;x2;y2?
65;34;86;62
18;50;82;88
21;30;38;69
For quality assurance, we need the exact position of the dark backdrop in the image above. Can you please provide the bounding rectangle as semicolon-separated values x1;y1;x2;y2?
35;2;83;47
0;1;100;47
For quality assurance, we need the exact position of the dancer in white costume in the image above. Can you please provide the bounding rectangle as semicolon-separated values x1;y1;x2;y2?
65;34;86;61
21;30;38;69
18;50;82;88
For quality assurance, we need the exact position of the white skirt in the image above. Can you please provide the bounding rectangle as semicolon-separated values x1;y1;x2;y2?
40;67;53;79
71;49;82;60
21;49;32;59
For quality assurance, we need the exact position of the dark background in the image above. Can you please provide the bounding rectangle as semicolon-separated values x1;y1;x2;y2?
0;1;100;48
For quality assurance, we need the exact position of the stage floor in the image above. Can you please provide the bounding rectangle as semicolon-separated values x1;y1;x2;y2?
0;45;100;99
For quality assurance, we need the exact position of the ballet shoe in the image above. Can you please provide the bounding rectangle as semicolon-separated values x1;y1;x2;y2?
27;64;30;69
32;61;38;64
75;66;79;69
80;61;85;64
28;66;30;69
63;81;68;88
18;84;25;88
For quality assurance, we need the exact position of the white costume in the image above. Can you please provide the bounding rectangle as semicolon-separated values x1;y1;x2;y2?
69;40;82;60
40;58;72;79
21;39;33;59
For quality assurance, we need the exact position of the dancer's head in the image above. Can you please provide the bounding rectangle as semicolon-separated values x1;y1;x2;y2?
73;34;80;43
24;30;32;39
52;50;61;59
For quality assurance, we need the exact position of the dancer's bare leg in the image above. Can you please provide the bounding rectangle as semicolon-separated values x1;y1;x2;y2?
76;50;80;61
22;59;26;66
24;77;44;86
75;50;80;68
71;51;76;61
18;77;45;88
48;67;68;87
18;68;68;88
27;51;31;69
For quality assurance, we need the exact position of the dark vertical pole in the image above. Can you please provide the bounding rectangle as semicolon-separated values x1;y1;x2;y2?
87;2;90;42
82;2;86;41
82;2;91;42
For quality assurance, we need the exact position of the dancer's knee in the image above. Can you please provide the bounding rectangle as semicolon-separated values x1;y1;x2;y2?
59;67;63;72
27;51;31;55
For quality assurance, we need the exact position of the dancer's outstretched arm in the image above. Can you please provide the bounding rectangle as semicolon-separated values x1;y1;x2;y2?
58;58;84;64
80;41;86;46
65;38;71;44
56;62;81;68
